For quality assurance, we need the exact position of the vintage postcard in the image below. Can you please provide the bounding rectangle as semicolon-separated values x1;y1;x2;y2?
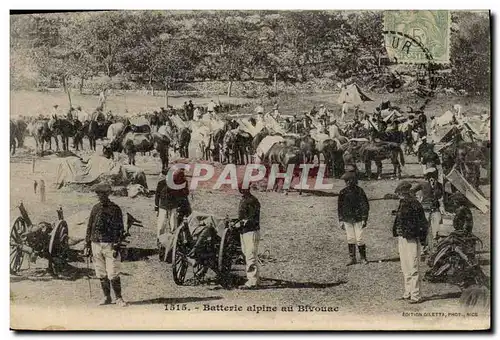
9;9;491;330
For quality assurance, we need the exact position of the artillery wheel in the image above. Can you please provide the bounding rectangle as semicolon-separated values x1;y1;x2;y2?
217;228;240;288
172;224;193;285
10;216;28;274
48;220;69;269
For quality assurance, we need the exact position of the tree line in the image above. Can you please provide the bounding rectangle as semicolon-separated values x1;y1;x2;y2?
10;10;490;98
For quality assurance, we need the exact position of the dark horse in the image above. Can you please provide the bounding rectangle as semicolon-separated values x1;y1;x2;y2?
86;120;113;151
344;141;405;180
50;116;78;151
10;120;17;155
264;143;303;194
106;124;171;171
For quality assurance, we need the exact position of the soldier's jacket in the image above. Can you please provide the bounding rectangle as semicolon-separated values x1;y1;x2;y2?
238;193;261;233
86;199;124;245
393;196;428;241
454;206;473;233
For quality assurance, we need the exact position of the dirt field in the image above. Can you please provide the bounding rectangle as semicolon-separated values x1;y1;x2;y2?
9;90;491;330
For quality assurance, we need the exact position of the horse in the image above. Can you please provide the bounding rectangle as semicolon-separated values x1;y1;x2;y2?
106;130;170;171
107;122;125;141
221;128;253;165
11;119;27;148
86;120;113;151
72;119;84;151
10;120;18;155
31;120;52;155
344;140;405;180
49;116;77;151
264;143;303;194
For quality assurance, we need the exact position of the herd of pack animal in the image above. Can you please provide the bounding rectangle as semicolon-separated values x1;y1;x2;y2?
9;103;490;188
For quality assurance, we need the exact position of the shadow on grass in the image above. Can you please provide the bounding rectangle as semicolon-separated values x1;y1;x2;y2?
256;277;347;290
297;189;339;197
10;264;94;283
122;247;159;262
423;291;462;302
128;296;223;306
376;257;401;263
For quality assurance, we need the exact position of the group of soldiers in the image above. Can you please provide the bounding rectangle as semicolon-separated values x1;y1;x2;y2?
81;96;480;307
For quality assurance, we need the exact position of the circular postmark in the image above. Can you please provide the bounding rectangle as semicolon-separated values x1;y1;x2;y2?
382;30;438;99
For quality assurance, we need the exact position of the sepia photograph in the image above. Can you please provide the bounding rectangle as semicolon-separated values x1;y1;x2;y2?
8;8;491;330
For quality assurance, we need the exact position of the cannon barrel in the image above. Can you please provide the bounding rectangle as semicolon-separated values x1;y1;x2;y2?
18;202;33;227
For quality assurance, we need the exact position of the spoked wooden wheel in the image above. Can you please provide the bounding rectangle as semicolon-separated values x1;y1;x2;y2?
217;228;240;288
171;225;193;285
10;216;28;274
48;220;69;271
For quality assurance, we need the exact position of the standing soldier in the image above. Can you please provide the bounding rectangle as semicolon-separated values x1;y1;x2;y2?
237;182;261;289
66;107;74;121
52;104;60;117
187;100;194;120
84;184;128;307
392;181;428;304
155;168;192;262
338;171;370;266
207;100;216;117
417;110;428;137
417;136;430;174
411;168;445;255
150;111;160;133
270;103;281;120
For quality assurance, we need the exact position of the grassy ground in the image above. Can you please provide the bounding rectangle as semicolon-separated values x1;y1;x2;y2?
9;90;491;330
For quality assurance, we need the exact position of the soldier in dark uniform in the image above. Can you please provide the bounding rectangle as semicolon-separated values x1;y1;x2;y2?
84;184;128;307
187;100;194;120
412;167;445;255
420;143;442;180
417;136;431;172
67;107;74;121
237;182;261;289
417;111;428;137
338;171;370;266
392;181;428;304
450;193;473;234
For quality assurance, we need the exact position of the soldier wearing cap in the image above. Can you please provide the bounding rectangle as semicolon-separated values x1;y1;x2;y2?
270;103;281;120
411;167;445;255
155;168;192;258
420;143;442;181
417;136;430;171
237;182;261;289
450;193;473;234
392;181;428;304
84;183;128;307
338;171;370;265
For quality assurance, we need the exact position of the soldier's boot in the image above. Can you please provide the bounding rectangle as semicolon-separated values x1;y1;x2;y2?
99;278;112;306
346;244;357;266
111;277;128;307
358;245;369;265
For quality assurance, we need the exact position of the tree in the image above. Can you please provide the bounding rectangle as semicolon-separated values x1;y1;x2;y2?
447;11;490;94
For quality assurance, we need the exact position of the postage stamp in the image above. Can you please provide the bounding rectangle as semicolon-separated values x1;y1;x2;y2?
383;10;451;64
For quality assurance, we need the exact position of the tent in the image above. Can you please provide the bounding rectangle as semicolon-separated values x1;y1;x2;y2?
337;84;373;105
129;116;149;127
54;155;148;189
446;169;489;214
435;110;454;126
